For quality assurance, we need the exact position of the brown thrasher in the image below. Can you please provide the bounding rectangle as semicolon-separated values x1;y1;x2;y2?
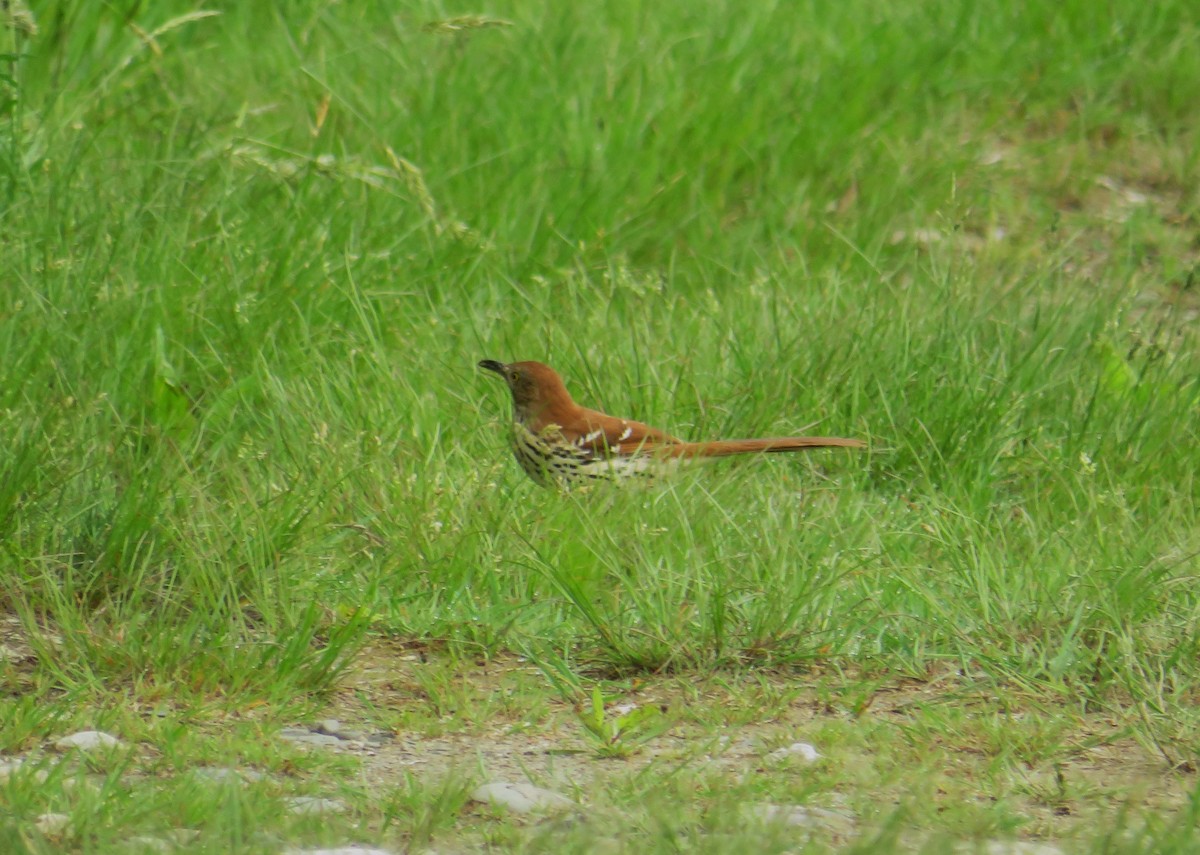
479;359;865;487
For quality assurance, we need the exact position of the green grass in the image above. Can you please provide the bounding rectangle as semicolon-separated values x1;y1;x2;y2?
2;0;1199;851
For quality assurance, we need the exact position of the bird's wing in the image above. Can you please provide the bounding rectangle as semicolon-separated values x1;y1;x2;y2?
549;407;679;458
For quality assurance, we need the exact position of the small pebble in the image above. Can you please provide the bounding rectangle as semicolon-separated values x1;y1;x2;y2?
165;829;200;846
470;781;576;814
286;796;347;815
315;720;366;742
279;728;345;748
35;812;70;835
766;742;821;763
748;803;855;832
977;843;1065;855
53;731;123;752
192;766;266;784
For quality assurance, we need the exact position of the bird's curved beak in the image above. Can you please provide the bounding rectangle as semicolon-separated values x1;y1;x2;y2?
478;359;507;377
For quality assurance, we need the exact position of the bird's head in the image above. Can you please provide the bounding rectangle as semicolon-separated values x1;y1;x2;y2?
478;359;572;420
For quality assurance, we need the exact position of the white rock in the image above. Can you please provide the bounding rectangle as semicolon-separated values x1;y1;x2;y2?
470;781;576;814
286;796;347;815
767;742;821;762
192;766;266;784
748;803;855;832
53;731;123;752
35;812;70;835
313;720;367;742
978;843;1065;855
279;728;345;748
164;829;200;846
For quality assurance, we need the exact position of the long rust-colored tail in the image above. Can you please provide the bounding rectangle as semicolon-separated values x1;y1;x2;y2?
667;437;866;458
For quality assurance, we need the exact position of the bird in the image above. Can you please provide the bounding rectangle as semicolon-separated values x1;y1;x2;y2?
479;359;865;487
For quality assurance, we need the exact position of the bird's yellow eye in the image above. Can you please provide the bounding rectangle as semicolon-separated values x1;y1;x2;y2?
509;371;520;382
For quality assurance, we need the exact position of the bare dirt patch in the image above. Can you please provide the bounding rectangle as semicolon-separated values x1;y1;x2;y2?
312;640;1196;844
